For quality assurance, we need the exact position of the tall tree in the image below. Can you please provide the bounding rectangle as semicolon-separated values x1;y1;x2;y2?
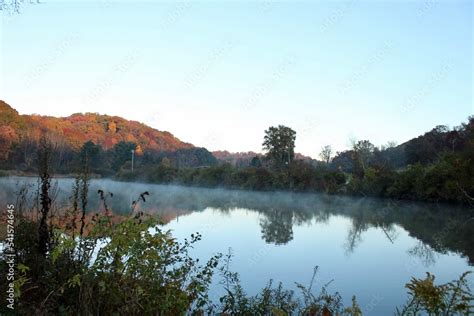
352;140;375;177
250;155;262;168
110;141;137;171
78;140;104;171
319;145;333;164
262;125;296;169
37;137;52;257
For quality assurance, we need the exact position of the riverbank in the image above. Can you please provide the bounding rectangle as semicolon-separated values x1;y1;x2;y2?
2;165;473;207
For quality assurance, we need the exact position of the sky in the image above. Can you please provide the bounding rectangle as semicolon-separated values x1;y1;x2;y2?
1;0;472;158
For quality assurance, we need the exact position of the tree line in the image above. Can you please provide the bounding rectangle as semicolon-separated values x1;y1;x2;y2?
120;117;474;205
1;116;473;204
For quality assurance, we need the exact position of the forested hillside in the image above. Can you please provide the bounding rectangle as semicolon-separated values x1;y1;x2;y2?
0;101;215;173
0;100;191;153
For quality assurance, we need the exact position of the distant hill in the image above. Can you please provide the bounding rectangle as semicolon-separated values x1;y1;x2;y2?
375;123;472;169
0;100;193;154
331;118;473;172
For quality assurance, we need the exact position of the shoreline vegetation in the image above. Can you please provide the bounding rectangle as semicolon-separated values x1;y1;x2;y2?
0;135;473;315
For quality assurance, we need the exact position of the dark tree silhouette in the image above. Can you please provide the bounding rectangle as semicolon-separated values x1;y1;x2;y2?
37;137;52;256
262;125;296;169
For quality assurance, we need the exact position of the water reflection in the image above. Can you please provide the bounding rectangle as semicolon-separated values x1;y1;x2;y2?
1;177;473;265
343;207;399;255
260;209;294;245
407;242;437;267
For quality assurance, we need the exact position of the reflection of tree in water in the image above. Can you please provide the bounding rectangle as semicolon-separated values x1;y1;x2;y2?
344;217;368;255
294;209;330;226
343;206;400;255
407;241;438;267
344;223;399;255
260;209;294;245
379;223;398;244
258;205;331;246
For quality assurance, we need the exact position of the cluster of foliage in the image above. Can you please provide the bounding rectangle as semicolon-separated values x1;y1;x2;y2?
396;272;473;316
213;254;364;315
263;125;297;170
1;205;220;314
117;117;473;205
126;159;346;194
345;117;474;204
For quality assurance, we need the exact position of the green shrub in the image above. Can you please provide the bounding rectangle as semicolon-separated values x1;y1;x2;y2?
396;272;473;315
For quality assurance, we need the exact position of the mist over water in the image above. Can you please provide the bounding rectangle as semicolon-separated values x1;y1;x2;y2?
1;176;472;314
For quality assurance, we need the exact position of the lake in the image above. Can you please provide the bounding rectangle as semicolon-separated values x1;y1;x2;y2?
1;177;473;314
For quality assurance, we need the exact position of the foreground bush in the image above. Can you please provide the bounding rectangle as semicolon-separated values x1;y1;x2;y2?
2;214;220;315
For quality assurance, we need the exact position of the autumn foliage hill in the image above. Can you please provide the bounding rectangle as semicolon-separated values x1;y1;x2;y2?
0;100;193;158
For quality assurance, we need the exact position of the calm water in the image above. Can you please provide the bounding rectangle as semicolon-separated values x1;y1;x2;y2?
1;177;473;314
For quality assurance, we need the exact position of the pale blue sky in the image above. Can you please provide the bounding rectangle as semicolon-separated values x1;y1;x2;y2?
1;0;472;157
